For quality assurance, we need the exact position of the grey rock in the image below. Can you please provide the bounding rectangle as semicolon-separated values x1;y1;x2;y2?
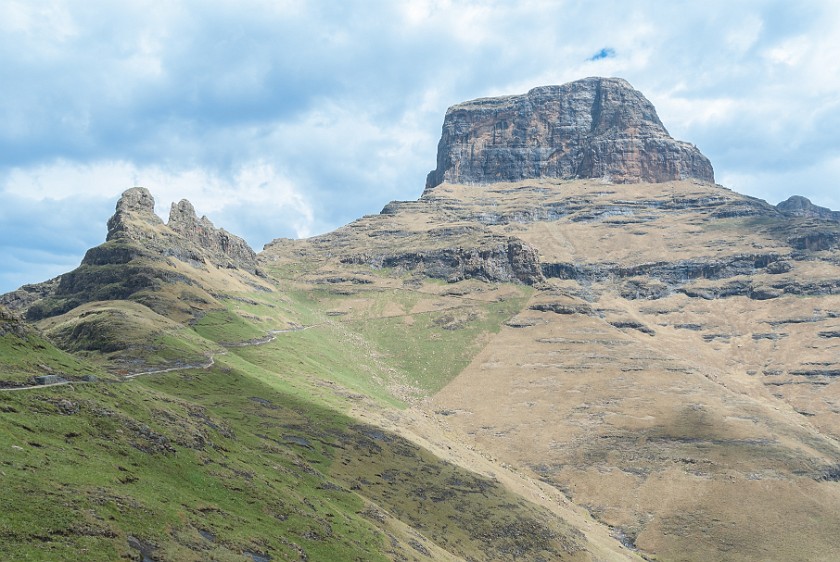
167;199;257;272
777;195;840;222
34;374;64;385
529;302;594;315
0;306;27;338
426;77;714;189
341;237;544;285
106;187;164;241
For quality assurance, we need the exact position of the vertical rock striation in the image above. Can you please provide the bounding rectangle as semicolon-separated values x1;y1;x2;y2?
426;77;714;189
167;199;258;271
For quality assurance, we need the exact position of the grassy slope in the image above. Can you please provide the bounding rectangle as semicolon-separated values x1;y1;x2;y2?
0;330;107;385
0;275;600;561
0;345;589;561
38;301;221;373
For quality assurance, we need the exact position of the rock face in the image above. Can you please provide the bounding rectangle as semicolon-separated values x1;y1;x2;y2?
0;305;26;338
340;236;544;285
425;77;714;189
106;186;164;241
167;199;258;271
104;187;257;272
777;195;840;222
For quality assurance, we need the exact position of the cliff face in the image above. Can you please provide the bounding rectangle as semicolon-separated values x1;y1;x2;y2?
0;305;26;338
167;199;258;271
426;77;714;189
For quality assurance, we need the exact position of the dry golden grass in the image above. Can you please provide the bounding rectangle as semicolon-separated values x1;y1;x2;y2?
265;178;840;560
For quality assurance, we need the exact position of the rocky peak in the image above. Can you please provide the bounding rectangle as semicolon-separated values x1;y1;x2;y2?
106;187;164;241
101;187;258;273
167;199;258;271
777;195;840;222
168;199;214;233
425;77;715;189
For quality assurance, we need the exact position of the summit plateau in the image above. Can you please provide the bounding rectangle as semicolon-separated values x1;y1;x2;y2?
2;77;840;562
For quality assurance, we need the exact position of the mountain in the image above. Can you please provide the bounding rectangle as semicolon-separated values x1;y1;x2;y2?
3;77;840;561
777;194;840;222
425;77;714;189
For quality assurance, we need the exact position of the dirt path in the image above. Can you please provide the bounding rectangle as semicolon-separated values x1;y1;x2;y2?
0;324;321;393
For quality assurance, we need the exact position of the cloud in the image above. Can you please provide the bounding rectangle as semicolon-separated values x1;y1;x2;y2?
2;0;840;292
2;158;315;250
588;48;616;61
0;193;113;291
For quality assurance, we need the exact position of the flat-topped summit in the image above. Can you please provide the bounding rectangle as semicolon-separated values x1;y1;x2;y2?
426;77;714;189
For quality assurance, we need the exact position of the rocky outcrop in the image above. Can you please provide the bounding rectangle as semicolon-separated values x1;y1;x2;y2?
7;188;263;321
777;196;840;222
0;305;26;338
106;187;164;241
538;252;840;300
103;188;257;273
426;77;714;189
167;199;258;272
341;237;544;284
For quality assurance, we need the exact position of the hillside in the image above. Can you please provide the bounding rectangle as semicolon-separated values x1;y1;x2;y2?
3;77;840;561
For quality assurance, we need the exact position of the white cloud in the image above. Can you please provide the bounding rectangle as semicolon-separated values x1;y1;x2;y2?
2;159;316;240
3;0;840;292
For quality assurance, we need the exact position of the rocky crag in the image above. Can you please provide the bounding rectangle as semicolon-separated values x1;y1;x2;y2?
425;77;714;189
107;187;258;272
777;194;840;222
3;187;266;322
0;305;26;338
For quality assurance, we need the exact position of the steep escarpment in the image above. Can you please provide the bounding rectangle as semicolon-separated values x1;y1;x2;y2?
426;77;714;189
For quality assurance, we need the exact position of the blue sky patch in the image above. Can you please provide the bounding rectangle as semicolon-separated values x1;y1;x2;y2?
589;47;616;61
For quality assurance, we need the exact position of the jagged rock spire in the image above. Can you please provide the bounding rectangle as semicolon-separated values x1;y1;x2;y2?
106;187;164;241
102;187;258;273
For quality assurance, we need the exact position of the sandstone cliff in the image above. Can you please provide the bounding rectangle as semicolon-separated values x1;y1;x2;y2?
426;77;714;189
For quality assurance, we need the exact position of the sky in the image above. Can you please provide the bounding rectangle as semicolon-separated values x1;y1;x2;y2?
2;0;840;293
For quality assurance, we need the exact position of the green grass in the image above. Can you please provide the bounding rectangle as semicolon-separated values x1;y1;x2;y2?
191;309;267;344
0;346;586;561
39;301;220;373
348;288;530;393
0;331;106;384
230;324;406;409
0;367;390;561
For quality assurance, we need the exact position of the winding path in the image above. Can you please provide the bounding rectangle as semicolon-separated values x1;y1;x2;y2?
0;324;320;393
